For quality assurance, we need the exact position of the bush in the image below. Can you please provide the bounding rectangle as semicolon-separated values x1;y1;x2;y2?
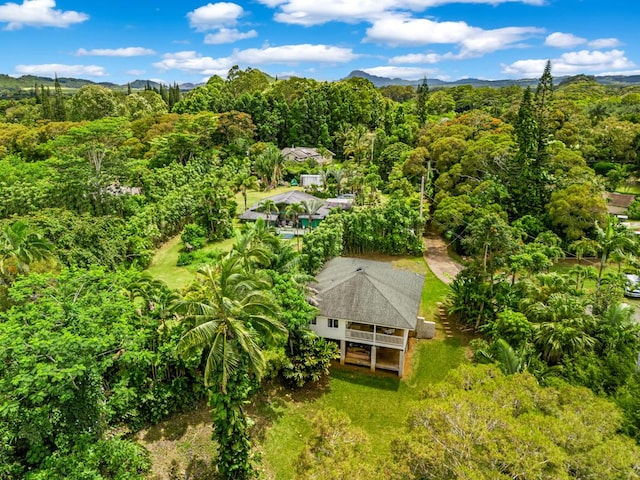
627;198;640;220
593;161;617;175
177;252;193;266
181;223;207;250
176;249;222;267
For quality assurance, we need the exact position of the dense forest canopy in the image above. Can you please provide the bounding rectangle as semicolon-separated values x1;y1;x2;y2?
2;64;640;478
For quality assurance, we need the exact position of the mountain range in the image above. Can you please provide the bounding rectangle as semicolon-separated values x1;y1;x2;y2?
3;70;640;100
346;70;640;88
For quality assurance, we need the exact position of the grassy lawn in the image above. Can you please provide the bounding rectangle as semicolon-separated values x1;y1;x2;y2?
139;255;466;479
142;218;467;478
146;186;298;290
145;235;194;290
257;258;462;478
146;236;236;290
616;182;640;195
258;338;468;479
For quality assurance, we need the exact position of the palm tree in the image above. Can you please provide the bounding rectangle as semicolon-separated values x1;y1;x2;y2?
302;199;325;230
174;254;285;391
568;238;599;265
475;338;527;375
594;217;636;291
241;217;280;250
523;291;597;364
286;202;305;249
233;220;274;271
259;199;279;226
332;122;351;158
285;202;305;229
343;124;371;164
174;254;284;479
567;264;597;291
597;303;640;357
232;230;272;271
533;319;597;364
328;167;345;196
0;221;54;283
254;145;285;189
232;170;259;210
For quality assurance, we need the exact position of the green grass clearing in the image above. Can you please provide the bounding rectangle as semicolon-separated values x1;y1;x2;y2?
146;187;299;290
146;236;235;290
616;182;640;195
258;338;468;479
145;235;194;290
142;232;468;479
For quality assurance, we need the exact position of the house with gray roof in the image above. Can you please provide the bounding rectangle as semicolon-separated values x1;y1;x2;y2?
309;257;425;376
238;190;331;228
281;146;333;165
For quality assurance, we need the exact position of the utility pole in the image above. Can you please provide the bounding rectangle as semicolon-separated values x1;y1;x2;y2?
420;175;425;219
370;133;375;164
420;160;432;219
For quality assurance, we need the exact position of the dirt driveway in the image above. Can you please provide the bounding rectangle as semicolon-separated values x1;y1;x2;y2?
424;230;463;284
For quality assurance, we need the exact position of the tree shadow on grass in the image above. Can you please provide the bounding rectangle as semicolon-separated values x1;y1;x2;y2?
168;454;217;480
249;376;332;442
330;364;401;391
141;402;211;442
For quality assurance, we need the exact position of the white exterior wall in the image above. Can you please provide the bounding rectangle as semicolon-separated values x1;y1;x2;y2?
311;316;408;351
301;174;323;187
311;315;347;341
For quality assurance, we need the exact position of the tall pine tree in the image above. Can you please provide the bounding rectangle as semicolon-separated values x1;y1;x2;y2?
416;77;429;124
52;75;66;121
534;60;554;160
508;86;545;217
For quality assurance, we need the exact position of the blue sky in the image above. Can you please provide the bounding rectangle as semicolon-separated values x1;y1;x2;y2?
1;0;638;84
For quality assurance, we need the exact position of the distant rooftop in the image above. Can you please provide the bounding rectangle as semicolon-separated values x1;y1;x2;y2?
281;147;333;164
239;190;331;221
605;192;635;215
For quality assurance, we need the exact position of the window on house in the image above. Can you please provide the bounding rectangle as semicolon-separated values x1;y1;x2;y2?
328;318;339;328
310;318;317;325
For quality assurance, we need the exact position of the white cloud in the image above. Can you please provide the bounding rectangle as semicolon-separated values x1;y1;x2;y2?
256;0;545;26
365;15;542;57
390;52;453;64
0;0;88;30
153;51;233;77
187;2;244;31
14;63;107;77
76;47;156;57
597;69;640;76
545;32;585;48
544;33;622;50
234;44;358;64
204;28;257;44
361;65;439;80
589;37;621;49
502;49;635;77
154;44;357;77
126;69;146;76
258;0;287;6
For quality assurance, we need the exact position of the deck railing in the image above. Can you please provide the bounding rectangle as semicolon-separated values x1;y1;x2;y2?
345;328;404;347
345;329;374;342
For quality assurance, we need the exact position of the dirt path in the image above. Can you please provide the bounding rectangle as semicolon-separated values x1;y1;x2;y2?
424;231;463;285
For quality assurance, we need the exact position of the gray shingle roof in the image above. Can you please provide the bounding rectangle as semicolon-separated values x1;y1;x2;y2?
282;147;333;164
239;190;331;220
312;257;425;330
